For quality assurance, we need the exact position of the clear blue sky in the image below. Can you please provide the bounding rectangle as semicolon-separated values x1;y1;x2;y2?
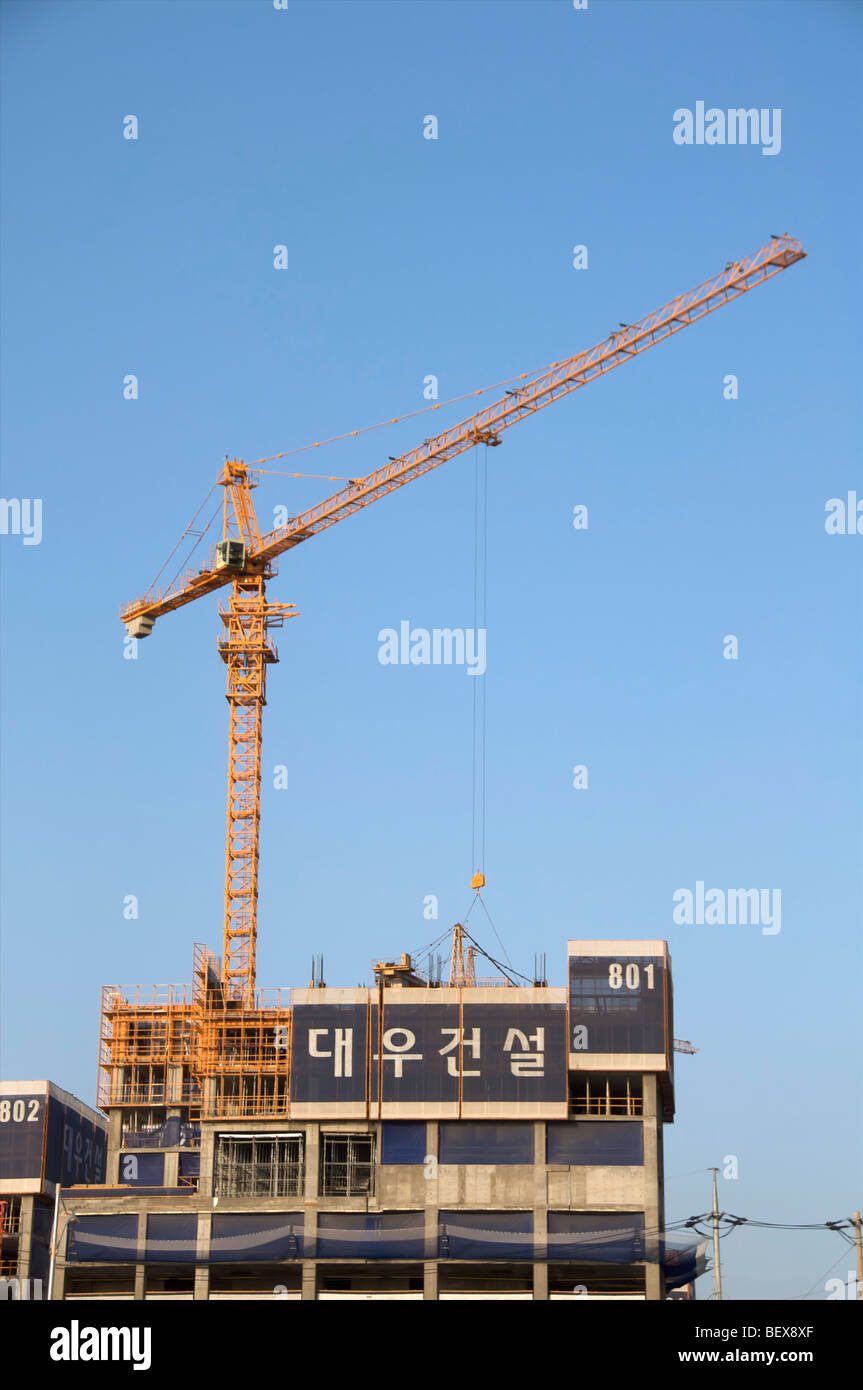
1;0;860;1300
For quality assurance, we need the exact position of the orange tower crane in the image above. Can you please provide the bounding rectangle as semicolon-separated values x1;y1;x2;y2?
121;235;806;1005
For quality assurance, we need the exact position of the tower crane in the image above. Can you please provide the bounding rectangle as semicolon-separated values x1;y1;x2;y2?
121;236;805;1005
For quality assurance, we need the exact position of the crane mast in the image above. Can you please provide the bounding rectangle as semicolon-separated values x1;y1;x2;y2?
122;236;805;1002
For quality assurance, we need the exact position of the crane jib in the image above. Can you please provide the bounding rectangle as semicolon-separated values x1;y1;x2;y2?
121;235;804;632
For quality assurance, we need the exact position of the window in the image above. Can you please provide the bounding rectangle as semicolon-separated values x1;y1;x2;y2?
178;1152;200;1189
381;1122;426;1165
121;1115;200;1149
547;1120;643;1166
214;1133;304;1197
210;1265;302;1295
65;1269;136;1298
209;1074;288;1118
439;1122;534;1165
0;1197;22;1235
320;1133;375;1196
569;1073;642;1116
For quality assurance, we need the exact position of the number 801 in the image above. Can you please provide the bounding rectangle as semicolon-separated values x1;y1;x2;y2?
608;963;655;990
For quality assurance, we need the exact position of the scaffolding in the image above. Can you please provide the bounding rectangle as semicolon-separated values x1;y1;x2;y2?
97;929;547;1126
97;946;292;1123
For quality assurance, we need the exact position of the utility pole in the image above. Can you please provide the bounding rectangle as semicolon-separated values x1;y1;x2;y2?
710;1167;723;1300
853;1211;863;1300
47;1184;61;1300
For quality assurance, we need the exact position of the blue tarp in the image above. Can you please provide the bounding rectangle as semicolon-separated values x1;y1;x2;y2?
122;1118;200;1149
67;1214;138;1263
381;1122;427;1165
547;1120;643;1166
316;1212;426;1259
210;1213;304;1261
663;1233;709;1290
547;1212;645;1262
119;1152;165;1186
439;1123;534;1165
145;1213;198;1263
439;1211;534;1261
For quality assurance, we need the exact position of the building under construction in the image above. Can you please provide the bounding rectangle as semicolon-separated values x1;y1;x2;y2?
25;241;807;1300
44;934;704;1300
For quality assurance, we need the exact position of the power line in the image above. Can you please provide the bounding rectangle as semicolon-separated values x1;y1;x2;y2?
794;1249;854;1302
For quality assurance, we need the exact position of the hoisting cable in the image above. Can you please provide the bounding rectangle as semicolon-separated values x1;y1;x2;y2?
460;926;528;986
470;442;488;892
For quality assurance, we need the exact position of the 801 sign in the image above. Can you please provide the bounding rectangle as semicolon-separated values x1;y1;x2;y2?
607;963;655;990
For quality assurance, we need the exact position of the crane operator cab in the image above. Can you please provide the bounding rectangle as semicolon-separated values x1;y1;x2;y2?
215;540;246;571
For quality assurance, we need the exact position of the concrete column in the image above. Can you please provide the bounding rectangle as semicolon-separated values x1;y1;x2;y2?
301;1122;319;1297
533;1122;549;1299
163;1151;179;1187
642;1074;665;1302
52;1259;66;1300
199;1126;216;1197
304;1124;319;1199
107;1110;124;1183
204;1078;218;1118
194;1213;211;1300
136;1212;147;1300
423;1121;438;1300
16;1194;34;1283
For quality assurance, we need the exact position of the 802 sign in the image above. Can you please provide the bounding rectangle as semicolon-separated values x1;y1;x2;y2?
0;1099;40;1123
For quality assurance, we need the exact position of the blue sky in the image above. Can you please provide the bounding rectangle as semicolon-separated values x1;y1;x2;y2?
1;0;860;1300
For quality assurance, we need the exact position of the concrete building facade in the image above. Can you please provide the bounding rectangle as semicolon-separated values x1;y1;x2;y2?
45;939;702;1300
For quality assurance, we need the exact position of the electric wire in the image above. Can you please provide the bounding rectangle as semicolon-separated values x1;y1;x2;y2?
794;1248;855;1301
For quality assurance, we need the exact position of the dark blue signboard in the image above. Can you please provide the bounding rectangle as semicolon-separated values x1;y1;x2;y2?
0;1091;106;1188
45;1098;106;1187
289;994;567;1113
462;1002;567;1105
370;1004;459;1105
0;1093;45;1183
569;955;667;1056
290;1004;368;1106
